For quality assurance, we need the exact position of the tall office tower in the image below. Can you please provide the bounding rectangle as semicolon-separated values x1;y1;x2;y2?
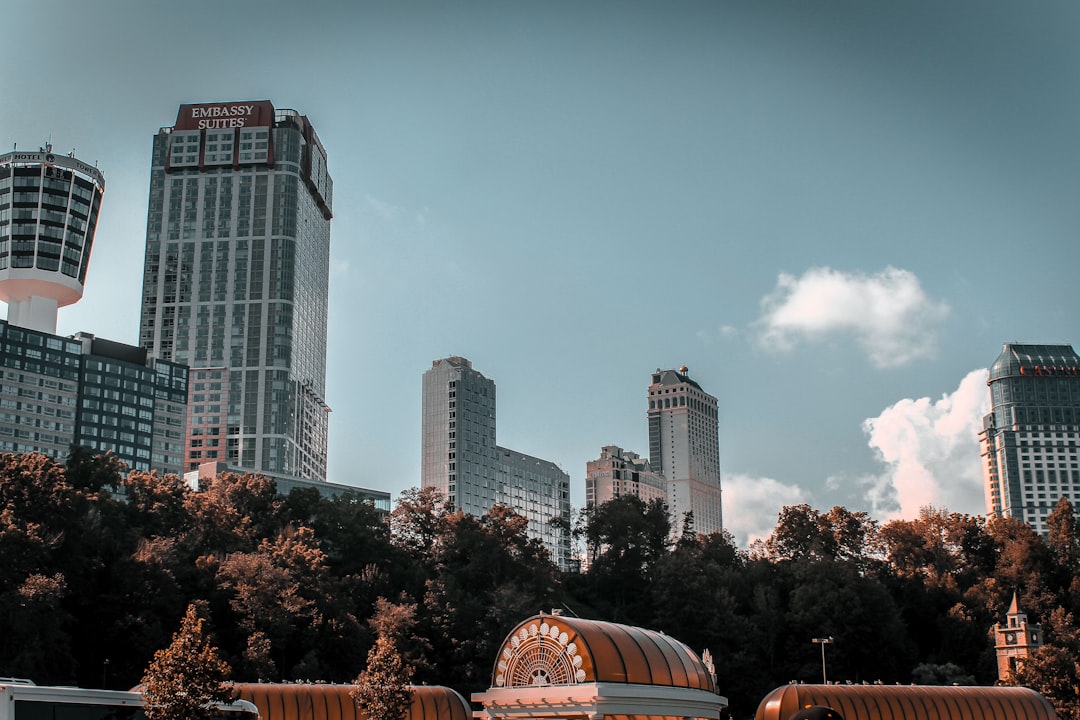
140;101;333;480
585;445;667;508
422;356;571;569
980;343;1080;535
648;367;722;535
0;146;104;334
422;356;498;515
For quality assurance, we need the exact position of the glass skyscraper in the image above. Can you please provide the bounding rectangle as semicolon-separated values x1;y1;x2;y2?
139;101;332;480
422;356;572;569
980;343;1080;535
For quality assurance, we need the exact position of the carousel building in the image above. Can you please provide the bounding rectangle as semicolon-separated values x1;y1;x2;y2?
473;613;726;720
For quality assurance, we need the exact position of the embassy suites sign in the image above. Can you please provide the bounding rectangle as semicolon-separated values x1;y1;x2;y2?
174;100;275;130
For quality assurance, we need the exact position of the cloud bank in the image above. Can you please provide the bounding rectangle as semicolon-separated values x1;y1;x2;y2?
861;368;990;520
724;473;811;548
757;267;950;368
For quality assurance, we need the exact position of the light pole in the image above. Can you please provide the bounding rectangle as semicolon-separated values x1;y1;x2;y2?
812;637;833;684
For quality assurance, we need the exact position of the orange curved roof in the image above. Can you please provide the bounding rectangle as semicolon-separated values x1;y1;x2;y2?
755;684;1058;720
492;614;715;692
233;683;471;720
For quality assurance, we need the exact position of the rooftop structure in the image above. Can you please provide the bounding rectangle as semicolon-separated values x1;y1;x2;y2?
0;146;105;334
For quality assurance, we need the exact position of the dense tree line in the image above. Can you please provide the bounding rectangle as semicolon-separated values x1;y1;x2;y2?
1;451;1079;719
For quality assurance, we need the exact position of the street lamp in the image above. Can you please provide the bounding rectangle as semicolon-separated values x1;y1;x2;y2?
812;637;833;684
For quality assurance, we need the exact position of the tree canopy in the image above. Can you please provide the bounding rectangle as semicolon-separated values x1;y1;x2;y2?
3;451;1080;719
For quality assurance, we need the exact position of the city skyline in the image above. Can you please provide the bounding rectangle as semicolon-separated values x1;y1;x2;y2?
4;1;1080;546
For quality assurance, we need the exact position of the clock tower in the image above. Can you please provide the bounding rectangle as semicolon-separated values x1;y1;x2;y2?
995;592;1042;681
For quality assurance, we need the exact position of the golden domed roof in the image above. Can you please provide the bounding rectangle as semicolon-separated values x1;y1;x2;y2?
755;684;1057;720
492;614;716;692
234;683;471;720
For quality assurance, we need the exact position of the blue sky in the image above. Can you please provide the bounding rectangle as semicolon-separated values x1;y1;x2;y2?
4;1;1079;546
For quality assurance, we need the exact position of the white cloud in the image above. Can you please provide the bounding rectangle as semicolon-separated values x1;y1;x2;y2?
756;266;950;368
860;368;990;520
696;324;739;345
724;473;811;548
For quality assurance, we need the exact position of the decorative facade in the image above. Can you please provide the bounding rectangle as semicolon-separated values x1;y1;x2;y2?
474;613;726;720
980;343;1080;535
140;101;332;481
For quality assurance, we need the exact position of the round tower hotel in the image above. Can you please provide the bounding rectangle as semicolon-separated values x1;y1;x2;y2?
0;146;104;334
139;100;333;481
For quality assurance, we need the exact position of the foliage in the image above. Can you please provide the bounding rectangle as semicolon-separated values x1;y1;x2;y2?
140;603;236;720
351;599;417;720
8;451;1080;719
910;661;975;685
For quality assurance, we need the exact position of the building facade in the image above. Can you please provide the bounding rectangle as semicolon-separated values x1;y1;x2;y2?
585;445;667;508
980;343;1080;535
0;320;188;474
422;356;498;516
139;100;333;481
648;367;722;535
421;356;571;569
496;447;572;570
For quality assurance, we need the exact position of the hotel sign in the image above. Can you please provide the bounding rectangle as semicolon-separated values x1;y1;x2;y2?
174;100;275;130
0;150;105;188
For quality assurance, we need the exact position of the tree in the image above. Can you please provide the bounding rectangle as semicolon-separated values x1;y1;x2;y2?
1047;497;1080;577
579;495;670;622
352;598;416;720
141;603;236;720
1013;645;1080;720
764;505;877;565
910;661;975;685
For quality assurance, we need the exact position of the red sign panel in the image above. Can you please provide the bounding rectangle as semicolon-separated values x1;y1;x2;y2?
173;101;275;131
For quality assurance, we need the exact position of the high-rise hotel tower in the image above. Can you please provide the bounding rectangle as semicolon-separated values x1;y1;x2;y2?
648;367;722;534
140;101;333;480
980;343;1080;535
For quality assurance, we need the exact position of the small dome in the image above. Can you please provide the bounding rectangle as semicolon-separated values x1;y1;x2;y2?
492;614;715;692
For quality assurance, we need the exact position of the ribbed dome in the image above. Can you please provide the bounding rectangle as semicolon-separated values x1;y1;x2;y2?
234;683;471;720
755;684;1057;720
989;343;1080;382
492;614;716;692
